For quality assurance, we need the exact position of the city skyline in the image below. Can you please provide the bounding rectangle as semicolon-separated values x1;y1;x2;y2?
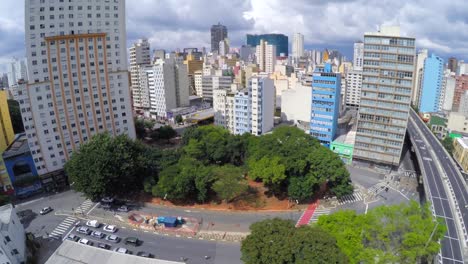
1;0;468;71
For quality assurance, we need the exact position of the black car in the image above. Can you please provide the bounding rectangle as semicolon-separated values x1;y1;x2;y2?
124;237;140;246
98;243;111;250
136;251;153;258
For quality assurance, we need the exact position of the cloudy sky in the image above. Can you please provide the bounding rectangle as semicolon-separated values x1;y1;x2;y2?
1;0;468;72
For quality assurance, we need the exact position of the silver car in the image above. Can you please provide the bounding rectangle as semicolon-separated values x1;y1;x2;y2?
106;234;120;243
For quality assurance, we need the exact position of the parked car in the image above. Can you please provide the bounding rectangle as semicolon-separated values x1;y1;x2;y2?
103;225;117;233
40;207;53;215
79;238;92;245
86;220;100;228
76;226;91;235
101;197;114;203
137;251;153;258
66;234;80;242
124;237;140;246
98;243;111;250
91;231;105;239
117;205;129;212
101;203;112;210
106;235;120;243
114;247;129;254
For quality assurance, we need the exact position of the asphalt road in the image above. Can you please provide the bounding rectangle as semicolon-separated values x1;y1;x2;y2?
408;116;464;263
67;223;241;264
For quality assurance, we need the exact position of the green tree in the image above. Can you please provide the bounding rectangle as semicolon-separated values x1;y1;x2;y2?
134;118;146;139
212;165;248;202
441;136;454;155
241;218;347;264
248;156;286;191
317;201;446;264
64;133;155;200
7;99;24;133
175;115;183;124
156;125;177;141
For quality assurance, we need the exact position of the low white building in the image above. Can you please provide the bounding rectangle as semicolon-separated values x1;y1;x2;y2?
281;83;312;124
0;204;25;264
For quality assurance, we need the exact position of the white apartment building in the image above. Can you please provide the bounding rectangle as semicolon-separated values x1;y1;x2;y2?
140;60;189;118
345;70;363;107
194;70;203;97
20;0;135;175
292;33;304;58
281;83;311;124
7;58;29;87
442;71;456;112
256;40;276;74
411;49;428;107
353;42;364;71
0;204;26;264
129;39;151;112
213;76;274;136
201;75;232;99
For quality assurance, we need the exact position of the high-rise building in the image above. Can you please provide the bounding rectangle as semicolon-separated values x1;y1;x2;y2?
239;45;254;62
247;34;288;56
345;70;363;108
140;60;189;119
448;57;458;73
219;39;229;56
201;75;233;99
210;23;227;53
21;0;135;175
0;91;14;151
310;64;341;147
7;58;28;87
256;40;276;74
0;204;26;264
419;54;444;113
442;71;456;112
129;39;151;113
457;61;468;76
213;76;274;136
353;41;364;71
411;49;428;107
292;33;304;58
452;75;468;111
0;74;9;89
354;26;415;166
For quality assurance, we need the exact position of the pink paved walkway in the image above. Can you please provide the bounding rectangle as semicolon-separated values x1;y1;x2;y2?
295;201;319;227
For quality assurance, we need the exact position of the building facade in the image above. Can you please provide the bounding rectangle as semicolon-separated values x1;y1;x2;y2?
0;91;14;151
255;40;276;74
129;39;151;113
201;75;232;99
21;0;136;175
353;41;364;71
419;54;444;113
247;34;288;56
292;33;304;58
453;137;468;172
452;75;468;112
345;70;363;108
448;57;457;73
442;71;456;111
310;64;341;147
7;58;28;87
354;26;415;166
210;23;227;53
0;204;26;264
411;49;428;107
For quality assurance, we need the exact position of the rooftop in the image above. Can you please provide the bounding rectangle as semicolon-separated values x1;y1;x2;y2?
2;133;30;159
457;138;468;149
45;240;183;264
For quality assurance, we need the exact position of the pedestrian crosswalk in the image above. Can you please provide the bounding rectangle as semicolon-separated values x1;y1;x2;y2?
308;208;331;224
49;216;77;240
403;171;417;178
337;190;364;205
74;199;95;214
367;182;388;196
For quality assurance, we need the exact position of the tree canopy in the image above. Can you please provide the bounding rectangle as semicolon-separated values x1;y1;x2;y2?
316;201;445;264
64;133;158;200
241;218;348;264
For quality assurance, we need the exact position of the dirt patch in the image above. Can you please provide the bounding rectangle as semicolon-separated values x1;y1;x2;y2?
142;180;304;212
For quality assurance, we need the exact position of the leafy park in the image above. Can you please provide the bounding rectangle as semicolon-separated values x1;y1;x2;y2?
65;125;353;205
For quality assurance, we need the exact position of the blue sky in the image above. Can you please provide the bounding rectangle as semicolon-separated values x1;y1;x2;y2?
1;0;468;72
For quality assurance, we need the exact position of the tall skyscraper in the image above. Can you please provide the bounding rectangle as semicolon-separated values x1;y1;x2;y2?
419;54;444;113
354;26;416;166
21;0;135;176
256;40;276;74
247;34;288;56
448;57;458;73
310;64;341;148
292;33;304;58
411;49;428;108
210;23;227;53
129;39;151;113
7;58;28;86
353;41;364;71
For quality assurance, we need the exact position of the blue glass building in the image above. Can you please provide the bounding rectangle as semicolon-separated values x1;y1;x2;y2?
310;64;341;148
419;54;444;113
246;34;288;56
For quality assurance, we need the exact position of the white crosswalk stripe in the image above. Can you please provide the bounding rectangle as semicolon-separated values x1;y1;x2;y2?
338;190;364;205
367;182;387;195
49;216;77;240
308;208;332;224
74;199;95;214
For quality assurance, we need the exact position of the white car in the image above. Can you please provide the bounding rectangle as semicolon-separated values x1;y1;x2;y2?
103;225;117;233
114;247;129;254
106;234;120;243
79;238;92;245
86;220;100;228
